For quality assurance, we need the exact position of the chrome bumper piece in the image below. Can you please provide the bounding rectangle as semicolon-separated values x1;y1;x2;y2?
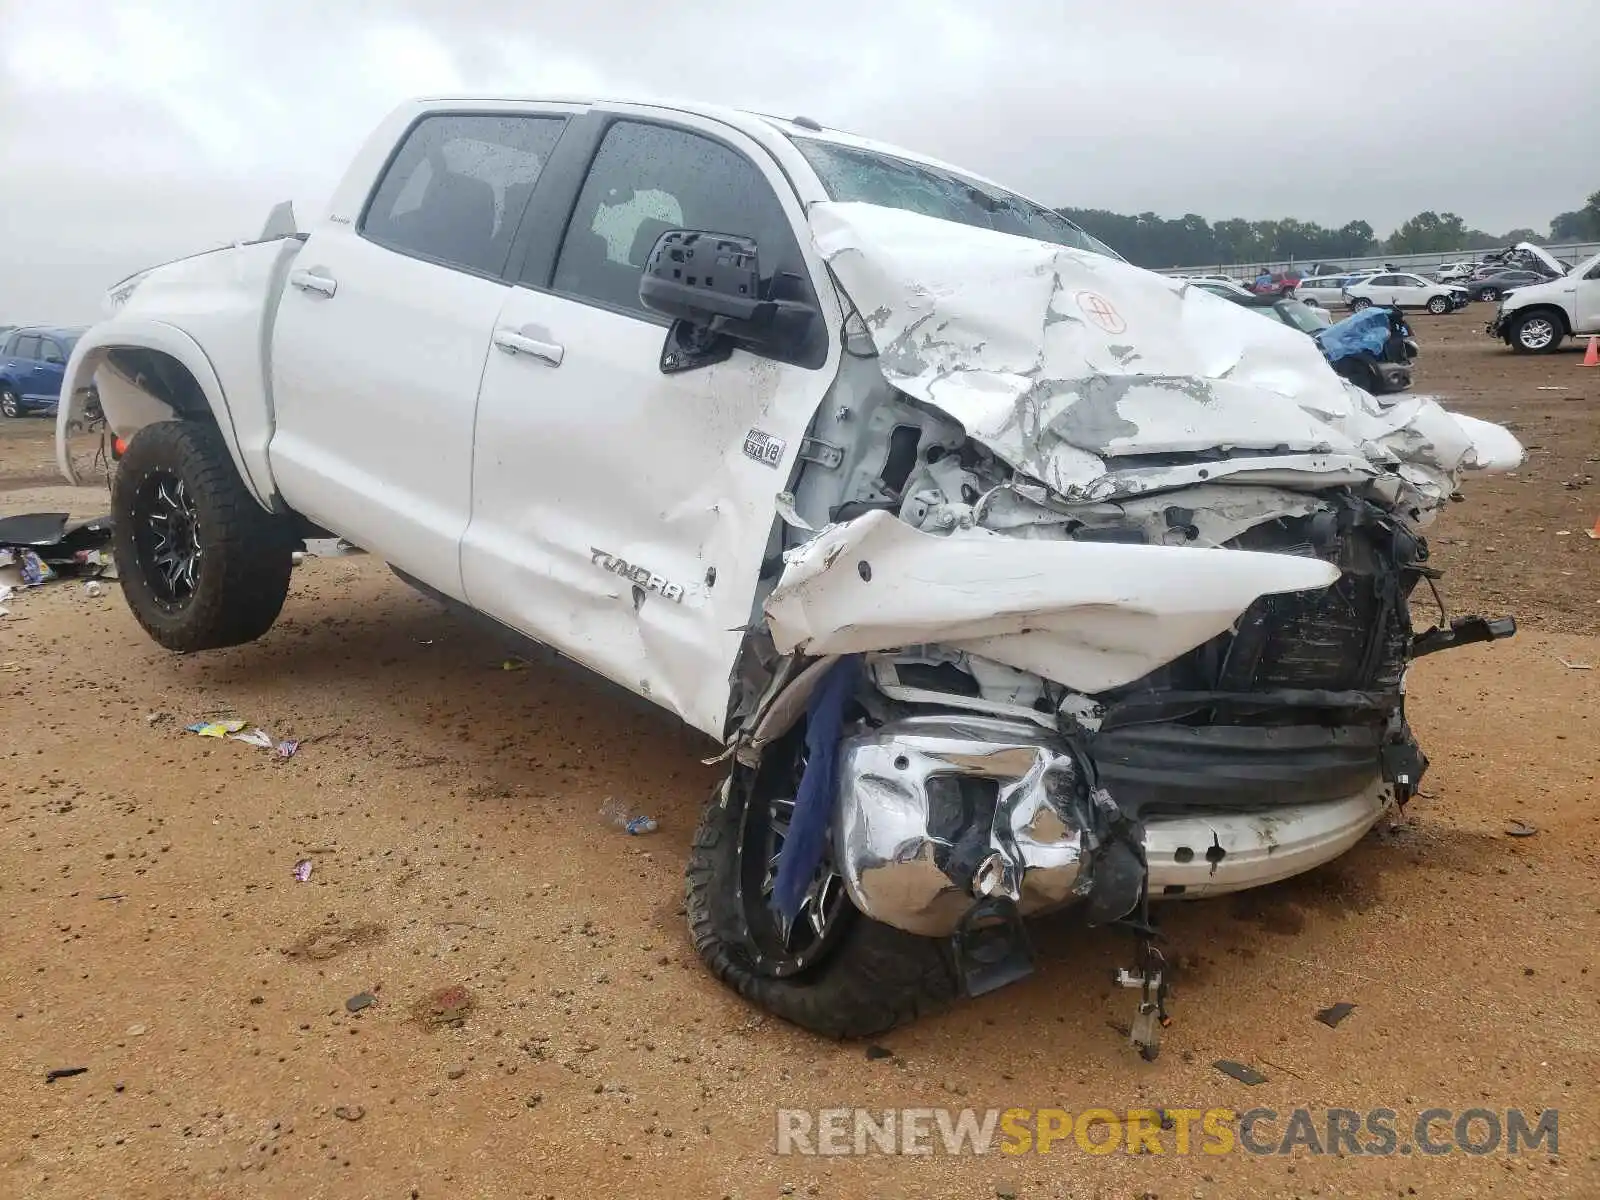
832;716;1395;938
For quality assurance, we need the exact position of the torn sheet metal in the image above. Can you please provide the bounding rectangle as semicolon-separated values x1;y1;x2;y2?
764;510;1338;694
808;202;1522;512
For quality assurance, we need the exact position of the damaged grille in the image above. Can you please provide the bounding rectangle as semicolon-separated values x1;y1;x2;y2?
1090;506;1425;818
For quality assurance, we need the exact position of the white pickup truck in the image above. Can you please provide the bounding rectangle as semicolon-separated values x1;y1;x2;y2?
57;95;1523;1048
1485;249;1600;352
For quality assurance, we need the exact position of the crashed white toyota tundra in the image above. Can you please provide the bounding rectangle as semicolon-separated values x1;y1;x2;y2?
57;96;1523;1051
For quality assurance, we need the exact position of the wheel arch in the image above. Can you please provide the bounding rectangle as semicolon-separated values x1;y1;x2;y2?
1509;303;1573;336
54;319;277;508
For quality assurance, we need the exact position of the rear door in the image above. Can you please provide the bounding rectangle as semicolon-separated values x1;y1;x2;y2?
269;108;574;597
460;110;840;736
7;335;42;398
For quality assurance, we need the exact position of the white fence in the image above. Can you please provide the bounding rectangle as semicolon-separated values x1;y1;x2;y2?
1158;242;1600;280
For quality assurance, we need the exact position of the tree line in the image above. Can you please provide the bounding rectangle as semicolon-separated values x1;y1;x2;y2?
1058;189;1600;269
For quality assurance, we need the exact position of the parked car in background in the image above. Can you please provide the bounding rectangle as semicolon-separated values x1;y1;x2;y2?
1186;278;1257;300
1466;270;1546;302
0;326;84;417
1296;274;1367;307
1487;250;1600;353
1434;262;1479;282
1344;273;1467;314
1217;291;1335;335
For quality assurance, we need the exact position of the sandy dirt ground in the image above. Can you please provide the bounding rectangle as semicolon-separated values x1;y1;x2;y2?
1;310;1597;1199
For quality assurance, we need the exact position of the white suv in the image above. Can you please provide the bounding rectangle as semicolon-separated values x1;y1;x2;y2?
1345;272;1466;314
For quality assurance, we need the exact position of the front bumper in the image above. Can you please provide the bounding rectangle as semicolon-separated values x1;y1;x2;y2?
831;714;1397;938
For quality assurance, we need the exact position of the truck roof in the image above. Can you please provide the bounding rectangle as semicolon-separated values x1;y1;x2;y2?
410;94;1015;195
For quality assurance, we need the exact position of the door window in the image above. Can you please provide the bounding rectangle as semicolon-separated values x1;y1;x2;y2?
549;120;810;319
362;114;568;277
12;335;40;360
38;339;64;364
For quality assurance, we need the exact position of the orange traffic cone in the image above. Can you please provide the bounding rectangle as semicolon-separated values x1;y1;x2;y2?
1584;336;1600;368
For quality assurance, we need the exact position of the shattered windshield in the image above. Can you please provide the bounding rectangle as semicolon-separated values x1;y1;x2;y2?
791;137;1123;261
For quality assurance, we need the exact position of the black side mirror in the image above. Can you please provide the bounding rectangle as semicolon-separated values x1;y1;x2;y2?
639;230;818;373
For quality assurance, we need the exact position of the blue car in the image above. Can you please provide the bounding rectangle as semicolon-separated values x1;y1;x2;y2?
0;325;85;418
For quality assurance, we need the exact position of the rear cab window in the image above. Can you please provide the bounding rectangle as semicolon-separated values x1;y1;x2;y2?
361;113;568;277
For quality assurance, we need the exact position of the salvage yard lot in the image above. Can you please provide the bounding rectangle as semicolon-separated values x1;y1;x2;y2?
1;309;1596;1199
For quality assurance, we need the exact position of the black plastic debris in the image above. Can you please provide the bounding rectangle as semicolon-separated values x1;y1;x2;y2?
1316;1002;1357;1028
345;992;376;1013
45;1067;88;1083
1212;1059;1267;1085
1505;820;1538;838
864;1044;894;1061
0;512;72;547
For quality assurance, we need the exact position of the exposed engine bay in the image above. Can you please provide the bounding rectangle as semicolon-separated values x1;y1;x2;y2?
717;202;1522;1057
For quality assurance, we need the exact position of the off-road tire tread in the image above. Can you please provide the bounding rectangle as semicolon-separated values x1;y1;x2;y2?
113;420;292;651
685;786;960;1039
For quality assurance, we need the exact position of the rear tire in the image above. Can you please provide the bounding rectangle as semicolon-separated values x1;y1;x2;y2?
1478;286;1500;302
1427;295;1450;314
1349;296;1373;311
685;726;960;1038
112;420;294;651
0;387;19;418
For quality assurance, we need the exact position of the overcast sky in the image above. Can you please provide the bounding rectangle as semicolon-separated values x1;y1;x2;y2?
3;0;1594;323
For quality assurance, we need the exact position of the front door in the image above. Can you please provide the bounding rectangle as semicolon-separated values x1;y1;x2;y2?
32;336;67;403
1576;259;1600;332
461;112;840;736
269;110;571;596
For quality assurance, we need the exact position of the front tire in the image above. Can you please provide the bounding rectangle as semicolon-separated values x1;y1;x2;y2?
1478;286;1500;302
0;387;19;418
112;420;294;651
685;726;959;1038
1349;296;1373;311
1427;295;1450;315
1509;311;1564;355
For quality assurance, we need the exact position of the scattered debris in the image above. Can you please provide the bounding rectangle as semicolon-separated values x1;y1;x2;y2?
500;658;528;672
96;893;127;902
0;514;115;593
292;859;313;882
126;1024;146;1037
599;796;658;835
345;992;376;1013
1212;1060;1268;1085
45;1067;89;1083
1315;1002;1357;1028
1558;658;1593;670
1535;385;1568;391
333;1104;365;1122
413;984;475;1029
276;739;300;759
229;727;275;750
145;712;172;726
83;581;103;598
187;719;246;738
1504;819;1539;838
446;1066;467;1080
864;1044;894;1061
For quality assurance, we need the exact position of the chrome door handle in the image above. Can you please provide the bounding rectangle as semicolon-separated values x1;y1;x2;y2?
493;328;564;367
289;269;337;298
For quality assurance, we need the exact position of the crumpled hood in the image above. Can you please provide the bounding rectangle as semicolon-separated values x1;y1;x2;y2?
809;202;1523;511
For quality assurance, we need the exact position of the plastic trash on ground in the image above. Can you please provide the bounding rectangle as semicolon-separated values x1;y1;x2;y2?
599;796;658;835
187;719;246;738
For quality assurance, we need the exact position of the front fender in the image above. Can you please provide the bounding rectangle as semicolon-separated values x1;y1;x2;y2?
55;318;274;507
